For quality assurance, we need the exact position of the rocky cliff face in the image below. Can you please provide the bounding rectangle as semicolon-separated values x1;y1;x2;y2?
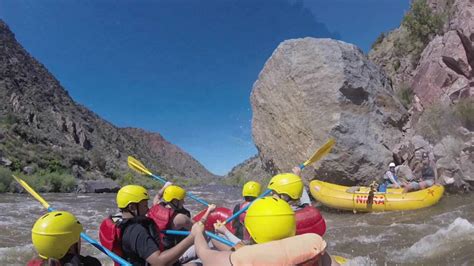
225;155;268;186
411;0;474;105
369;0;472;106
250;38;408;184
0;20;217;191
225;0;472;192
369;0;473;192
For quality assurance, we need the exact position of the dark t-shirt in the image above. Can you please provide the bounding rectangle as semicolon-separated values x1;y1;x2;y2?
28;254;101;266
122;222;160;266
232;203;244;239
421;165;435;180
61;254;102;266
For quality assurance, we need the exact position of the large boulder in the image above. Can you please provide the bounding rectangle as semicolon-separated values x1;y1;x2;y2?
77;179;120;193
251;38;408;184
434;134;473;191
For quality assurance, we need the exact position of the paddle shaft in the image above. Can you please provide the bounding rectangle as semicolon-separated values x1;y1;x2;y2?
225;139;335;224
224;189;272;224
163;230;235;247
150;173;209;206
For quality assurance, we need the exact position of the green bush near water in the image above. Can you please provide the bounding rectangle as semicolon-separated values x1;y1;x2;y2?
0;167;13;193
118;172;161;189
0;166;76;193
221;170;271;189
20;171;77;193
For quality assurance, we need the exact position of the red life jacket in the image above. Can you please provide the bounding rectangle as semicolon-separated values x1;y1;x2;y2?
147;203;177;233
295;205;326;236
238;202;251;240
99;215;162;266
238;202;250;224
147;203;193;250
27;258;46;266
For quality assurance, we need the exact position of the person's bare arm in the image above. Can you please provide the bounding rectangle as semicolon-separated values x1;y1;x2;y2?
172;213;193;230
199;204;216;222
146;233;194;266
292;166;302;177
192;222;232;266
212;220;240;251
153;182;173;205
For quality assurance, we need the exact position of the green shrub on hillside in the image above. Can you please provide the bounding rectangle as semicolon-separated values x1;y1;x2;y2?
396;0;445;65
417;104;455;142
397;84;414;108
45;159;67;173
393;59;401;71
0;114;19;128
371;32;386;50
416;99;473;143
455;98;474;131
10;158;22;172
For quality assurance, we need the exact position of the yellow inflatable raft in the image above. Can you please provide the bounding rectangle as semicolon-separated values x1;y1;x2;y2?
309;180;444;212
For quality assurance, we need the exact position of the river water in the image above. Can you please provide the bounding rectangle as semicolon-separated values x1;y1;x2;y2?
1;185;473;265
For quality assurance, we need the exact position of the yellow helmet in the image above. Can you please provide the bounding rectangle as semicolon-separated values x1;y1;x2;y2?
244;197;296;243
162;185;186;202
31;211;83;259
267;173;303;200
117;185;149;209
242;181;261;197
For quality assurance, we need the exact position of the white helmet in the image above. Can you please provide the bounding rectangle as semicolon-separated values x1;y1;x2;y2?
389;162;396;168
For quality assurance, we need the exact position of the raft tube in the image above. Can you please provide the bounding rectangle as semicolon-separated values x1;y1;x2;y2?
192;207;235;233
296;205;326;236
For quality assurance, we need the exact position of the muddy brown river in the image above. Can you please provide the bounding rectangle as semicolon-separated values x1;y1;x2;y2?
1;185;473;265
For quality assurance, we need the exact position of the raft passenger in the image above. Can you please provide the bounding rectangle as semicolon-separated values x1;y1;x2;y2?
232;181;261;240
268;166;311;210
28;211;101;266
403;152;436;192
193;197;338;265
115;185;196;265
383;162;402;189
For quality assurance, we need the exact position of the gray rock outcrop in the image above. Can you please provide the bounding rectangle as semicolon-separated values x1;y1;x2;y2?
251;38;408;184
77;179;121;193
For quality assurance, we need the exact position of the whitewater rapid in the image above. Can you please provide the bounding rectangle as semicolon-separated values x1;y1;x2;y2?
1;185;473;265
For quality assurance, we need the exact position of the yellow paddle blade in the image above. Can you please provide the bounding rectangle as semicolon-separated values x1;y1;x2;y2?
127;156;152;176
332;255;348;265
12;175;50;209
303;138;336;167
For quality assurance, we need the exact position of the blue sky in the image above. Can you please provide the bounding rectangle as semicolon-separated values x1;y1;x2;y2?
0;0;409;175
